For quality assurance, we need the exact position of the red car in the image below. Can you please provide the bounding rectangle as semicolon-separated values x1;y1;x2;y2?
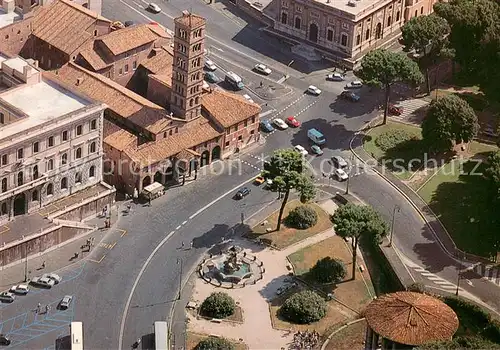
286;116;301;127
388;104;403;116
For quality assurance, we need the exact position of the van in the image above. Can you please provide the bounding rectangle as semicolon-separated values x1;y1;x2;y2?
307;128;326;145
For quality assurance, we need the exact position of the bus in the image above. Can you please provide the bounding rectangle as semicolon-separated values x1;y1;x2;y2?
154;321;168;350
70;322;83;350
224;71;244;90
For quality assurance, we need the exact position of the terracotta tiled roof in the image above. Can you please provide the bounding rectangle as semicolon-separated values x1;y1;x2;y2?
201;89;261;128
175;12;205;28
146;23;171;39
364;292;459;346
104;128;137;151
31;0;111;55
140;48;173;76
124;117;221;167
99;24;160;56
78;43;110;71
57;62;170;133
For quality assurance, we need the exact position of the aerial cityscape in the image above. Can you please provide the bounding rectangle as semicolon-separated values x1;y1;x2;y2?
0;0;498;348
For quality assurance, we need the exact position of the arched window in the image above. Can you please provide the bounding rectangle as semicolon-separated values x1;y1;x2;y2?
75;147;82;159
189;99;194;107
387;16;392;26
1;178;6;192
61;177;68;190
365;29;370;40
32;190;38;201
356;34;361;46
294;16;301;29
89;165;96;178
281;12;288;25
48;158;54;170
17;172;23;186
1;202;7;215
89;142;96;153
46;183;53;196
195;96;199;104
75;172;82;184
33;165;39;180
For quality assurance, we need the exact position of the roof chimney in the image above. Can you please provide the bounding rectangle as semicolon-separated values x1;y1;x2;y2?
76;77;83;86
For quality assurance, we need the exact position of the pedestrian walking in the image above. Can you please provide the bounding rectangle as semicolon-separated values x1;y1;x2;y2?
189;241;193;249
46;305;50;314
260;81;263;87
41;261;46;269
181;241;185;249
148;196;152;206
37;303;41;313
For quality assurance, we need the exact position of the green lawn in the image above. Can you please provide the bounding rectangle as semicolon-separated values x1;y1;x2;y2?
363;122;423;180
418;158;499;258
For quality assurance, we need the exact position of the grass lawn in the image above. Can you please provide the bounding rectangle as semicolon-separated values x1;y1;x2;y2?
287;236;375;312
418;158;499;258
324;320;367;350
268;285;357;336
185;332;247;350
363;122;423;180
247;200;332;249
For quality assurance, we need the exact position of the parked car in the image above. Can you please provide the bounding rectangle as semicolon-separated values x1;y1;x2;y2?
30;276;55;288
326;72;345;81
59;295;73;309
311;145;323;155
0;334;11;346
42;273;62;284
273;118;288;130
124;20;135;27
334;168;349;181
345;80;363;89
286;116;300;128
147;3;161;13
243;94;254;103
294;145;309;156
235;187;251;199
307;128;326;145
307;85;322;95
331;156;348;169
254;63;272;75
204;71;219;83
204;59;217;71
0;291;15;303
340;91;360;102
202;81;210;90
259;119;275;132
388;104;404;116
10;284;29;295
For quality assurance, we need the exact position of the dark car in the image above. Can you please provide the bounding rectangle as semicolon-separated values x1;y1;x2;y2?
340;91;360;102
124;20;134;27
388;104;403;116
259;119;275;132
204;71;219;83
235;187;251;199
0;334;10;346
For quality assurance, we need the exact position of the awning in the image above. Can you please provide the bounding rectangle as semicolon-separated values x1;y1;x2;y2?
143;182;164;195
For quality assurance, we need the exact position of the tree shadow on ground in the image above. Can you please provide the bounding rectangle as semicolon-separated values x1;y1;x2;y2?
329;92;381;119
258;275;299;303
412;223;454;274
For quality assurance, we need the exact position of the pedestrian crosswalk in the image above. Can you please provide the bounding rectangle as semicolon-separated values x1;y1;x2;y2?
389;99;429;125
411;266;463;292
472;264;500;286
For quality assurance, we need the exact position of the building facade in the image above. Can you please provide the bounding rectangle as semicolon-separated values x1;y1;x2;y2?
0;56;105;223
273;0;436;65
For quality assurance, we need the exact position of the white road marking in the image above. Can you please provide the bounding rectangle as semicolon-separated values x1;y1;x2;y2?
212;46;224;52
175;225;181;230
182;221;187;225
260;109;276;118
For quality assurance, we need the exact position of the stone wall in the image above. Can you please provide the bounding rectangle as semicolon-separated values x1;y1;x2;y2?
56;191;113;221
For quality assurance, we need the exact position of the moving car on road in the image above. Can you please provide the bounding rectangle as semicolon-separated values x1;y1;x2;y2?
307;85;322;95
307;128;326;145
326;72;345;81
10;284;29;294
286;116;300;128
31;276;55;288
147;3;161;13
340;91;360;102
235;187;251;199
225;72;244;90
333;168;349;181
294;145;309;156
42;273;62;284
345;80;363;89
204;71;219;83
388;104;403;116
254;63;272;75
243;94;254;103
273;118;288;130
254;176;265;185
204;59;217;71
259;119;275;132
59;295;73;309
311;145;323;155
0;291;15;303
331;156;348;169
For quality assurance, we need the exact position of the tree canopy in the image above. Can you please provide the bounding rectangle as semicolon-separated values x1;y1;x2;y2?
263;149;316;230
309;257;347;284
401;14;450;56
357;49;423;124
416;336;500;349
421;94;478;152
330;203;388;278
485;151;500;196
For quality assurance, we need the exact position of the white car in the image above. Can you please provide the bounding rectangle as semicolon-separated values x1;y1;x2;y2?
307;85;322;95
243;94;254;103
202;81;210;90
273;118;288;130
294;145;309;156
59;295;73;309
345;80;363;89
254;63;272;75
10;284;29;294
42;273;62;284
326;72;345;81
147;3;161;13
204;59;217;71
0;291;15;302
334;168;349;181
31;276;55;288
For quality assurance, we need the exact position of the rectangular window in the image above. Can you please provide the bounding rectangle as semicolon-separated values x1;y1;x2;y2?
341;34;348;46
250;130;255;135
48;136;54;147
1;154;7;165
62;130;68;141
124;64;129;73
119;67;123;75
33;142;39;153
251;116;256;123
17;148;23;159
327;29;334;41
76;125;83;136
133;61;137;70
90;119;97;130
244;120;248;127
0;112;4;124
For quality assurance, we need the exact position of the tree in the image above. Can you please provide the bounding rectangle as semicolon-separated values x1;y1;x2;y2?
416;336;500;349
401;14;451;94
485;151;500;196
200;292;235;319
195;337;235;350
279;290;327;324
421;94;478;152
263;149;316;230
285;205;318;229
309;257;346;284
357;49;423;125
330;204;388;279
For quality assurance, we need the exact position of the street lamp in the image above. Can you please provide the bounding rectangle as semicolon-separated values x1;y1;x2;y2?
176;258;183;300
455;269;462;296
345;155;355;195
389;205;400;247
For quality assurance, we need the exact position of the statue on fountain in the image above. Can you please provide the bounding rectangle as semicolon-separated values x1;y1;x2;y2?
223;250;240;274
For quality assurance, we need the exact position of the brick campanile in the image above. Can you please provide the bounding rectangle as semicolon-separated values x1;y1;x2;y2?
170;10;206;121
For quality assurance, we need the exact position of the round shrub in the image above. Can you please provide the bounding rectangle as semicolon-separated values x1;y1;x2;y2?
200;292;235;319
375;129;417;151
195;336;235;350
280;290;327;324
285;205;318;229
309;257;346;284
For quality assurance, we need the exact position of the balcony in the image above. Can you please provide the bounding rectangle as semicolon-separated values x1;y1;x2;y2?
0;173;48;202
